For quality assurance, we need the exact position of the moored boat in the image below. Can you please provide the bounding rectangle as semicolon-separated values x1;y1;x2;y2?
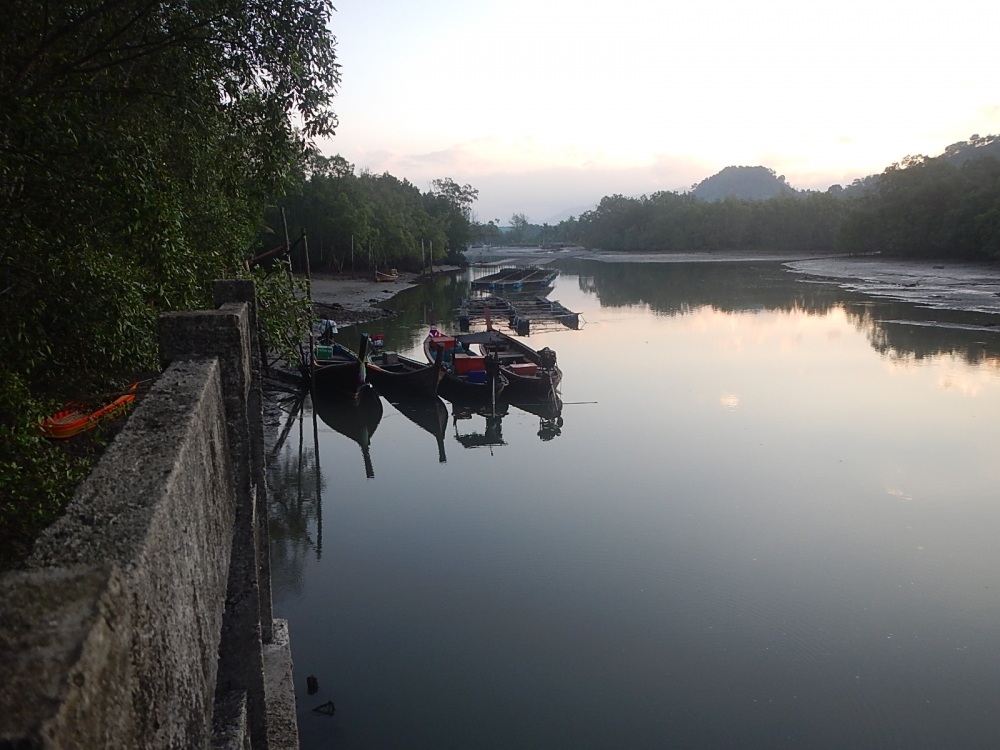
364;334;444;398
312;330;373;401
461;328;561;399
374;268;400;282
423;328;507;404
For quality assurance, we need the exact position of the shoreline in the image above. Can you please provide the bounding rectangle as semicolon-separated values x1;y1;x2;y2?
305;266;458;325
304;250;1000;323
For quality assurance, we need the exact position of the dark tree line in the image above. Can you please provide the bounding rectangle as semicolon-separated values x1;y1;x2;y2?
272;154;478;273
839;145;1000;259
555;135;1000;262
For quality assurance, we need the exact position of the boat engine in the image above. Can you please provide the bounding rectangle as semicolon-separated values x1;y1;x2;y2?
539;347;557;370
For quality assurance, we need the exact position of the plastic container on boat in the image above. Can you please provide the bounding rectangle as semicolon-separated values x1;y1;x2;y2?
508;362;538;376
454;353;486;375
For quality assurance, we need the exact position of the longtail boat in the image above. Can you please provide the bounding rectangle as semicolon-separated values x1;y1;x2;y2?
461;328;561;399
423;327;507;404
313;329;373;402
364;334;444;399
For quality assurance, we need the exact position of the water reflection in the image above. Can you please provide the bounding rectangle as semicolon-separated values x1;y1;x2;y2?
444;392;565;448
450;400;508;450
275;260;1000;750
266;393;322;592
312;389;382;479
504;394;564;441
546;257;1000;367
384;396;449;463
348;259;1000;371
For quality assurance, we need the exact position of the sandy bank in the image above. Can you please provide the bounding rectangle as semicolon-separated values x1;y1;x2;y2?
305;267;457;325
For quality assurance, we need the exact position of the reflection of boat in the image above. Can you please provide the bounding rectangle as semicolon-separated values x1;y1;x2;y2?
423;329;507;403
312;389;383;478
451;401;508;450
503;393;564;441
313;332;372;401
387;396;449;463
460;328;561;399
365;335;444;398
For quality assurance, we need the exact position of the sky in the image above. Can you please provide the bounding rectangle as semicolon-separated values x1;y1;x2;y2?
317;0;1000;224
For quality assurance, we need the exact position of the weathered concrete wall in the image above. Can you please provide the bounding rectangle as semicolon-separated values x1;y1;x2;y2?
0;282;297;749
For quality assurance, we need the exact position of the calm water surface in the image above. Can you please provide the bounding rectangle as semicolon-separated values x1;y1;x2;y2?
269;259;1000;749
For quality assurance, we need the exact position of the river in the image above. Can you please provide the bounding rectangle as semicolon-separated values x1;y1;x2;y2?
269;257;1000;749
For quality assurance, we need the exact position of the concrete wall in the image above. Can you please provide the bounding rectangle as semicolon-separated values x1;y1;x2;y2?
0;282;298;749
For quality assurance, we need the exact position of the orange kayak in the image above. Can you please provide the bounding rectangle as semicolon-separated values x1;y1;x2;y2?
40;383;138;439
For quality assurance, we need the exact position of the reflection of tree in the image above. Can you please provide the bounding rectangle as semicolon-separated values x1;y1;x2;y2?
267;396;324;600
841;301;1000;366
341;273;473;354
559;258;845;316
556;258;1000;367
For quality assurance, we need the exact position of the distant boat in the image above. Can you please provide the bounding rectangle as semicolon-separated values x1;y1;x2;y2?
375;268;400;282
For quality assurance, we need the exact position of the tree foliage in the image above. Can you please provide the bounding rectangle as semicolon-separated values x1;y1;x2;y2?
1;0;340;552
273;155;479;272
839;151;1000;259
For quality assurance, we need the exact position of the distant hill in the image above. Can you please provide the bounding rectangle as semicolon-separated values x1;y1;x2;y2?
691;165;797;202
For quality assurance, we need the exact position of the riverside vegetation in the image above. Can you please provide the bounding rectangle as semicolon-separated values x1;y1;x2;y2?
0;0;341;567
0;1;481;569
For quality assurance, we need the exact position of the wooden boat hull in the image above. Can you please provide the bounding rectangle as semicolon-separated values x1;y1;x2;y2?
313;337;371;401
375;270;399;282
366;351;444;399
